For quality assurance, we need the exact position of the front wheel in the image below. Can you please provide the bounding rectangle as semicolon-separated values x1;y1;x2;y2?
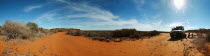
182;34;186;38
170;35;175;38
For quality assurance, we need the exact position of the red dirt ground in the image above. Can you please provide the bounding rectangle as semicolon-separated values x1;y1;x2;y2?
0;32;204;56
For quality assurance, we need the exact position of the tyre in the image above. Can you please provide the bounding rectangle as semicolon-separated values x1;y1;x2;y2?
183;34;186;38
181;34;186;38
170;35;174;38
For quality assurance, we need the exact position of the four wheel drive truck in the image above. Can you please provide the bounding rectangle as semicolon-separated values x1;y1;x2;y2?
170;26;186;39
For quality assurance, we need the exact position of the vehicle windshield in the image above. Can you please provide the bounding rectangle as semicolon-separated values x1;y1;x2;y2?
172;27;183;30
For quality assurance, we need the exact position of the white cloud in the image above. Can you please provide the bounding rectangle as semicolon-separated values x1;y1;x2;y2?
133;0;168;12
168;22;184;27
131;20;165;31
35;13;56;24
167;22;195;30
55;1;147;28
133;0;145;5
34;0;171;31
56;0;71;4
57;0;118;21
133;0;146;11
24;5;42;12
87;19;138;26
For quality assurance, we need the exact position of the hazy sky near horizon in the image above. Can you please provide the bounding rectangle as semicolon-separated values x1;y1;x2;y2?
0;0;209;31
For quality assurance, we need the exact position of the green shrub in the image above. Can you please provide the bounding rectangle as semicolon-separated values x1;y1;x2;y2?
36;28;52;37
206;32;210;42
66;28;161;42
113;28;137;37
0;26;2;35
66;29;82;36
82;31;113;38
51;28;79;33
147;30;160;36
130;33;142;38
26;22;38;32
99;31;113;38
1;20;32;39
72;30;82;36
1;20;52;40
83;32;100;37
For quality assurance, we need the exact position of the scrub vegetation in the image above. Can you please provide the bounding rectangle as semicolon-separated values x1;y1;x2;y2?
0;20;52;41
64;28;160;42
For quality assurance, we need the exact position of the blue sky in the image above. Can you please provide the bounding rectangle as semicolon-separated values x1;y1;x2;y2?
0;0;209;31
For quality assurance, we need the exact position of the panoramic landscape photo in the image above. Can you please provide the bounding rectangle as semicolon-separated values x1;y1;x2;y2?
0;0;210;56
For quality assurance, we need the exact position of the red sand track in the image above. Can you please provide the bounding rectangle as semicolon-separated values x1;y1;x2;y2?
0;32;204;56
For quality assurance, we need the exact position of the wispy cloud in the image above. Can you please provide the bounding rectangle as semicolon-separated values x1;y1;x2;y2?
34;0;173;31
133;0;145;5
36;0;134;27
35;13;56;23
24;5;43;12
133;0;145;11
167;21;195;30
133;0;168;12
56;0;118;21
168;22;184;27
65;4;119;21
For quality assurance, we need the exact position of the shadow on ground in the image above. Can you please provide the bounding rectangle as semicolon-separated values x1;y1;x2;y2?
168;37;185;41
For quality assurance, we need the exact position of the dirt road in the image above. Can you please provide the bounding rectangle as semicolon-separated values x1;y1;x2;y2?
0;32;204;56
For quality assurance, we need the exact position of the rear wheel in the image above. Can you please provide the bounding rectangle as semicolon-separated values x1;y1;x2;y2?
170;35;175;38
183;34;186;38
179;34;186;39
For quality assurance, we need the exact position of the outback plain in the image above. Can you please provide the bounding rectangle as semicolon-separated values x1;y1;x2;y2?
0;21;209;56
0;0;210;56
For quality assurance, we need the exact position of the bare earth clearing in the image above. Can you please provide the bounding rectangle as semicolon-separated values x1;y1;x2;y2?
0;32;205;56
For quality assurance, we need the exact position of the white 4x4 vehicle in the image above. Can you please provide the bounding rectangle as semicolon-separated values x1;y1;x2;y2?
170;26;186;39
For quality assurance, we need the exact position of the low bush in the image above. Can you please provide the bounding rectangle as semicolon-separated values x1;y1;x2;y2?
36;28;52;37
206;32;210;42
113;28;137;37
129;33;143;38
66;28;160;42
66;29;82;36
187;29;210;36
1;20;32;39
83;31;113;38
51;28;79;33
26;22;39;33
147;30;160;36
83;32;100;37
0;26;2;35
1;20;51;40
113;29;145;39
